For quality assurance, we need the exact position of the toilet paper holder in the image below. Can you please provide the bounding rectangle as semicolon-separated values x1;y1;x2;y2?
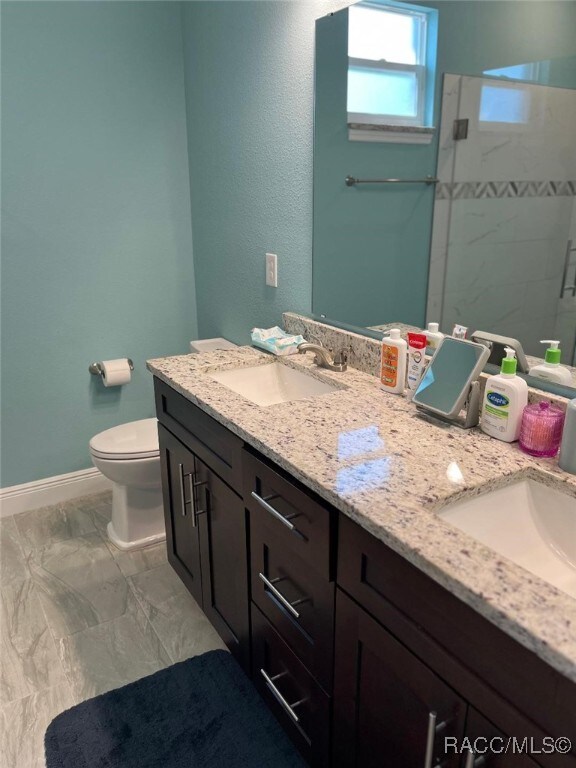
89;359;134;377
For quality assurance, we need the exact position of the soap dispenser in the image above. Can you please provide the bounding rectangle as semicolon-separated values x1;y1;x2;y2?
481;347;528;442
528;341;573;386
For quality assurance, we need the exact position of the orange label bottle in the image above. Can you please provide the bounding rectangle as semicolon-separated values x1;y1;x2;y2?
380;329;407;394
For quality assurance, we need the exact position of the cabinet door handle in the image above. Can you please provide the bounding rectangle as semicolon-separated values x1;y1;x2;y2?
260;668;305;724
251;491;295;531
191;473;207;528
258;572;305;620
424;712;447;768
464;751;486;768
178;463;193;517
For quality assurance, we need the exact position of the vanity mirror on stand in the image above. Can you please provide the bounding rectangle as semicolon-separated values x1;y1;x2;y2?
411;337;489;428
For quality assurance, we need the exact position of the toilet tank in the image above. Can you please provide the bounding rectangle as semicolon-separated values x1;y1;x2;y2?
189;338;237;354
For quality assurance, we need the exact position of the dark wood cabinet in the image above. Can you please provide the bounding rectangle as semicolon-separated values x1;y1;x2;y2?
336;516;574;768
333;588;467;768
244;449;337;766
197;457;250;670
154;377;576;768
158;423;203;605
157;420;249;672
252;604;331;768
462;709;544;768
250;508;335;692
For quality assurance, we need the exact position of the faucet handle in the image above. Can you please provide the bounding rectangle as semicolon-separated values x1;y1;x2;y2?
333;349;348;366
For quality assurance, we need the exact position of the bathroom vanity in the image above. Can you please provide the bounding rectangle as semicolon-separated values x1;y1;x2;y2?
149;346;576;768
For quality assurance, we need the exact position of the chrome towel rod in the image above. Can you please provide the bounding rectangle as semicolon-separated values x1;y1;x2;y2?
345;175;438;186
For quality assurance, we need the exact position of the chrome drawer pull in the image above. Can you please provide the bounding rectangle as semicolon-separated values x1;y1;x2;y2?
424;712;447;768
251;491;295;531
178;463;193;517
260;668;304;724
258;573;302;619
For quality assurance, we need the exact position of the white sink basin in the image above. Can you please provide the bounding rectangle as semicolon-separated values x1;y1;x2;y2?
209;362;340;407
439;479;576;599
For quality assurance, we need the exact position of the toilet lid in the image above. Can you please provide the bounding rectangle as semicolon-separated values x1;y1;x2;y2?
90;418;159;460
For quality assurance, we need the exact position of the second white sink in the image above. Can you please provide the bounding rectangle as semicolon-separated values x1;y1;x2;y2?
439;479;576;599
210;362;340;407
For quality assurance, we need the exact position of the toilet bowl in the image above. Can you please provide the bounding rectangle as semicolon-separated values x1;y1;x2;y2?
89;418;165;551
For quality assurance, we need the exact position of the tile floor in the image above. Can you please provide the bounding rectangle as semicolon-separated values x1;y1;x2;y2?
0;491;226;768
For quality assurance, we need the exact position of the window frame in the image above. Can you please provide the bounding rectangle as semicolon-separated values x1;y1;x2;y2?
347;1;430;129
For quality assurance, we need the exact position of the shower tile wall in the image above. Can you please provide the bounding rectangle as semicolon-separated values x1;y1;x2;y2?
428;74;576;358
554;198;576;365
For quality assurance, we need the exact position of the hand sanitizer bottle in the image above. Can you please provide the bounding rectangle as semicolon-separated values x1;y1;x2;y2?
528;341;573;386
481;347;528;442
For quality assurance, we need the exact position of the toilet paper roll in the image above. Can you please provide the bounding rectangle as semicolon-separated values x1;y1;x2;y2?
101;359;132;387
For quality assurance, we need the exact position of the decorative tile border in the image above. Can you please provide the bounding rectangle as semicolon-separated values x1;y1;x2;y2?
436;180;576;200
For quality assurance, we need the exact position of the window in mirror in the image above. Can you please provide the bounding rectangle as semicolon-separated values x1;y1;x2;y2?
484;61;548;85
347;1;436;128
479;81;532;126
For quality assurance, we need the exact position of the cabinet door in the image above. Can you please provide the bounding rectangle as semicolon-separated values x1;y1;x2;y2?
197;459;250;672
333;589;466;768
158;424;202;605
461;709;543;768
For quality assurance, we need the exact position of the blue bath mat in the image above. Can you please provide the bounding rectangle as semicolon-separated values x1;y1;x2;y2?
45;650;306;768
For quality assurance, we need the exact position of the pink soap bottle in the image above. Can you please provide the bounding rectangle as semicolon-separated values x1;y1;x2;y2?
519;402;565;457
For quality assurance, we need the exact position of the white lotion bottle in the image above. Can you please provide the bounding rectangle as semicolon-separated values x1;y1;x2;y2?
481;347;528;442
424;322;444;353
528;341;573;386
380;329;407;394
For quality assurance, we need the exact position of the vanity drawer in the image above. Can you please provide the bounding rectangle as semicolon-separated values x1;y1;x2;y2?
243;448;335;579
154;378;243;490
251;603;331;768
251;516;335;692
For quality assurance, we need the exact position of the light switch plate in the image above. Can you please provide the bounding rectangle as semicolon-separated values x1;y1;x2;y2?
266;252;278;287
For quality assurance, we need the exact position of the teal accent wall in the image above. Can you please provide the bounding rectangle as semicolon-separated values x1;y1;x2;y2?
180;1;344;346
4;0;572;487
1;2;196;487
313;0;576;328
427;0;576;78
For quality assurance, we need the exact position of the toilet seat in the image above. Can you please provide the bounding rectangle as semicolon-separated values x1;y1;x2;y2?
90;418;159;461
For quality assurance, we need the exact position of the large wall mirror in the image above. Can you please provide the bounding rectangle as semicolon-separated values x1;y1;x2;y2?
312;0;576;394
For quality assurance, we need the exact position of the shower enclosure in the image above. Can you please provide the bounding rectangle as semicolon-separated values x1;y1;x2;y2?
427;73;576;364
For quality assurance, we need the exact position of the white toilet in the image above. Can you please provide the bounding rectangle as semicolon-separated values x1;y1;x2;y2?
89;418;165;551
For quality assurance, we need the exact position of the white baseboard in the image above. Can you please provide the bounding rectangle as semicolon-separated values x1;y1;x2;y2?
0;468;112;518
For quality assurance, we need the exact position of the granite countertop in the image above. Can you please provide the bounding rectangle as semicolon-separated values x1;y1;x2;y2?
147;347;576;683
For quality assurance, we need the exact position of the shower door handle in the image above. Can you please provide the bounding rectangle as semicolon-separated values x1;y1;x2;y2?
561;239;576;297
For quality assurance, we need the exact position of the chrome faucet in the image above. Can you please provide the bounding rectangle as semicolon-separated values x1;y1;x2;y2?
297;342;348;372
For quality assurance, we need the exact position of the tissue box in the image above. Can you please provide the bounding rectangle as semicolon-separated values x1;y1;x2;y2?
251;326;305;356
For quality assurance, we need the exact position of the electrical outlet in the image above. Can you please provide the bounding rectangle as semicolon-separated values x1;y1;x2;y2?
266;252;278;287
